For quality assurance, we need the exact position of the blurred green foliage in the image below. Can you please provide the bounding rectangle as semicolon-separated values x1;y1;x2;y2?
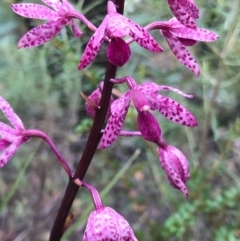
0;0;240;240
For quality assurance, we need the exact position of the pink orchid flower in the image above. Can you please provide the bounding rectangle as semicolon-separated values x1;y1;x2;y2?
78;1;163;69
11;0;83;48
0;96;28;168
79;181;138;241
167;0;199;28
99;76;197;149
157;145;190;198
160;18;219;76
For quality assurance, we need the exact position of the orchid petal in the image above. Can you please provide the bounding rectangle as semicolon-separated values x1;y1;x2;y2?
98;114;126;149
162;30;200;76
0;137;24;168
106;14;132;38
11;3;59;20
170;27;219;42
150;95;198;127
0;96;24;131
128;20;163;52
0;123;20;143
17;18;69;48
78;18;107;69
167;0;197;28
99;93;131;149
184;0;199;19
110;91;131;115
107;14;163;52
0;139;11;151
135;82;160;95
107;37;131;67
156;85;194;98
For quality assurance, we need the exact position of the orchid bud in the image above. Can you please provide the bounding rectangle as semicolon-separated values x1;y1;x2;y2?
85;82;113;119
82;182;138;241
157;145;190;198
84;207;138;241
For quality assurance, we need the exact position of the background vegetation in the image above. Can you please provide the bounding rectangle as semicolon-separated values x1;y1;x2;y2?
0;0;240;240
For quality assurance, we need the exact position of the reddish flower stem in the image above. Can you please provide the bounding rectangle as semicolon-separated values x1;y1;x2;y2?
24;129;74;177
49;2;125;240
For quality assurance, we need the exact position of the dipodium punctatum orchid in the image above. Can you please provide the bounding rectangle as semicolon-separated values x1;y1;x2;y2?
167;0;199;28
11;0;84;48
74;180;138;241
157;145;190;198
78;0;163;69
99;76;197;149
159;18;219;76
0;96;28;168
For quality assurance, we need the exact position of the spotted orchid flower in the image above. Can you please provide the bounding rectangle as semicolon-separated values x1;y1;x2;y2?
78;1;163;69
167;0;199;28
0;96;28;168
76;181;138;241
159;18;219;76
11;0;84;48
157;145;190;198
99;76;197;149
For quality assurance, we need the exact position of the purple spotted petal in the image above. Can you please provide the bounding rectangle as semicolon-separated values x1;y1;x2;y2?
156;85;194;98
128;20;163;52
99;111;128;149
107;37;131;67
184;0;199;19
0;123;20;142
11;3;59;20
0;139;11;151
83;207;138;241
170;27;219;42
78;18;107;69
0;137;24;168
157;146;190;198
178;38;197;46
99;94;131;149
162;30;200;76
17;18;69;48
167;0;197;28
110;91;131;115
0;96;24;131
134;82;160;95
106;14;132;38
150;95;198;127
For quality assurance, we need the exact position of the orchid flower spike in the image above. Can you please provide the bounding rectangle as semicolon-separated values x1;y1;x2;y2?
167;0;199;28
99;76;197;149
157;145;190;198
160;18;219;76
11;0;84;48
78;1;163;69
84;82;114;119
78;181;138;241
0;96;28;168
